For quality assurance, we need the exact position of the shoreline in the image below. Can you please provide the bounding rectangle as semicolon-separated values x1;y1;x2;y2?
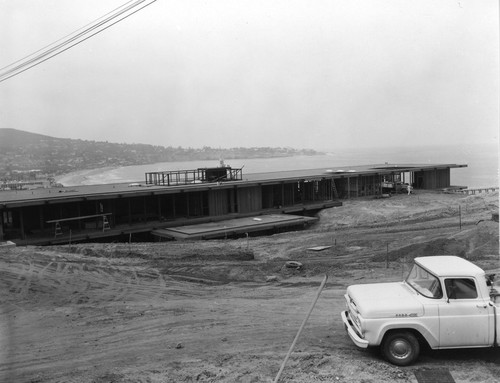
54;155;319;186
55;166;117;186
54;145;499;188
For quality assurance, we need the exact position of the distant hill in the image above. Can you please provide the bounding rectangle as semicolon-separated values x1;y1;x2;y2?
0;128;55;149
0;129;321;178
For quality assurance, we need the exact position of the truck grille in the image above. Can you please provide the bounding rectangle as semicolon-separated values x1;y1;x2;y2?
345;294;362;335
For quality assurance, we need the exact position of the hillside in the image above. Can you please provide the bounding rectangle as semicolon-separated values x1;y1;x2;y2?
1;191;498;382
0;129;320;178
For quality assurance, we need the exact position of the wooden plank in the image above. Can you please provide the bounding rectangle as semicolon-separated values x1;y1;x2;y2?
307;246;332;252
46;213;112;224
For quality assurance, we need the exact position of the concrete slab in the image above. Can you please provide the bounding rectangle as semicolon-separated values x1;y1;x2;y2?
152;214;317;240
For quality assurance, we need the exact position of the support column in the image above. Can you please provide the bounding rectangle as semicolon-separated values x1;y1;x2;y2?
39;206;44;231
229;188;236;213
95;201;101;228
77;203;82;230
281;183;285;207
0;214;4;241
19;209;25;240
128;199;132;225
111;199;116;226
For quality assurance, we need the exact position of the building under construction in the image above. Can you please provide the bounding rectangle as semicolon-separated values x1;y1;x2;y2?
0;162;466;245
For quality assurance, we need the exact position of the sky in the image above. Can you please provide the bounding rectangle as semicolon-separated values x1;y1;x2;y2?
0;0;498;150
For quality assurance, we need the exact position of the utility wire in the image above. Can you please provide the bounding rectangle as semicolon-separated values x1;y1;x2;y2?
0;0;156;83
0;0;156;82
1;0;146;77
0;0;141;72
0;0;153;79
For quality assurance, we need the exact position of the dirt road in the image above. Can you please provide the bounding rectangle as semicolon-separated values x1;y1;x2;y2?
0;191;499;382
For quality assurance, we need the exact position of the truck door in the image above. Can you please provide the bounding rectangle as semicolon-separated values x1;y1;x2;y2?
438;278;491;347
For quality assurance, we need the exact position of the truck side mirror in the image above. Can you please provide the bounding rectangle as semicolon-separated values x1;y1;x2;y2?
486;274;495;287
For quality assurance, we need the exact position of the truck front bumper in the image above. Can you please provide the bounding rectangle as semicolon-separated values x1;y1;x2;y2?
341;310;369;349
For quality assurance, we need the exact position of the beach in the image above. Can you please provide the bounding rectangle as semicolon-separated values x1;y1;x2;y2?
57;143;499;189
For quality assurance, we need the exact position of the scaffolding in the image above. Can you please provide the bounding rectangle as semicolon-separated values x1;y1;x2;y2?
145;166;243;186
47;213;112;237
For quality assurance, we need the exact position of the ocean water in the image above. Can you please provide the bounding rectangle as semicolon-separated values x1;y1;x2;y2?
58;143;499;189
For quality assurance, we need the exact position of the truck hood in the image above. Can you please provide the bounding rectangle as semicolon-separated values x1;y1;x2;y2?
347;282;424;319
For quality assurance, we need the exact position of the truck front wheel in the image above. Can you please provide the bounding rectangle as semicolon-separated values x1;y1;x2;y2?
381;331;420;366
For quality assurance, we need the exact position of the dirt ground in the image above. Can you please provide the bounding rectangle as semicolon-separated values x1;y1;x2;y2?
0;190;499;383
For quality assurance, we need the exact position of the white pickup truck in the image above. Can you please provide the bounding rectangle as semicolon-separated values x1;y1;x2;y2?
341;255;499;366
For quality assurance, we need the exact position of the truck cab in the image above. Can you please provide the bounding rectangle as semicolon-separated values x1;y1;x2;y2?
341;255;499;365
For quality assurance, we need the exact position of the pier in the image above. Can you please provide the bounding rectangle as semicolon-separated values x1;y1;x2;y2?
443;186;499;195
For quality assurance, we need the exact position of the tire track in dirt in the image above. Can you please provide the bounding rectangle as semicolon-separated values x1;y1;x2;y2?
7;260;34;295
0;253;220;382
0;253;210;308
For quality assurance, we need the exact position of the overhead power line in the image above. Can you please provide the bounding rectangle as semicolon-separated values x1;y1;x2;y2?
0;0;144;72
0;0;156;83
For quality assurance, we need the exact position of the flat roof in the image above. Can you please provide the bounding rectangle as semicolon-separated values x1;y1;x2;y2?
244;163;466;183
0;162;467;208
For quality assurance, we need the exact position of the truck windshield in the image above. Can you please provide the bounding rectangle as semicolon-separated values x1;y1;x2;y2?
405;264;443;299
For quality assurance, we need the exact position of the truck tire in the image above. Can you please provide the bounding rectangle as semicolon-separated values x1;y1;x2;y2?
381;331;420;366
